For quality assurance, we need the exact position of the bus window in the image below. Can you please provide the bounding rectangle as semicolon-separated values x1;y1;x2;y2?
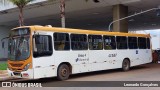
128;37;138;49
33;35;53;57
71;34;88;50
54;33;70;50
147;38;150;49
103;36;116;50
138;37;147;49
116;36;128;49
88;35;103;50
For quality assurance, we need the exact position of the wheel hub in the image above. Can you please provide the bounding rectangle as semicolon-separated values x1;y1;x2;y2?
61;68;67;77
124;61;129;69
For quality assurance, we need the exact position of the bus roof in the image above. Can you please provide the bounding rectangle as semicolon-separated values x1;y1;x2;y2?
12;25;150;38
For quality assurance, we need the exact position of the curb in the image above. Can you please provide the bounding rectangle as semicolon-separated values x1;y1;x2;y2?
0;74;9;82
0;70;7;75
0;70;8;81
0;73;8;76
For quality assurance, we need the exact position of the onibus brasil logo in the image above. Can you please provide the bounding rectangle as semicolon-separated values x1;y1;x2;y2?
2;82;42;87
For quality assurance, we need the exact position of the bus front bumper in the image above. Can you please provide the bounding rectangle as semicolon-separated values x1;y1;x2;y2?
7;68;34;79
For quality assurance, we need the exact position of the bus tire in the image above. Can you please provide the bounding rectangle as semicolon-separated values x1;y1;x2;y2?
122;59;130;71
57;64;70;80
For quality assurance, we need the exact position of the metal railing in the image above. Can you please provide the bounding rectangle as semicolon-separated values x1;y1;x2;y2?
108;7;160;32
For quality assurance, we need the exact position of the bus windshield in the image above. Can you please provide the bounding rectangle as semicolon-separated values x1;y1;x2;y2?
8;28;30;61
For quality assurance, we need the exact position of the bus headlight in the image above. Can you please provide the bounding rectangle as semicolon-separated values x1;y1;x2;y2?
23;63;30;71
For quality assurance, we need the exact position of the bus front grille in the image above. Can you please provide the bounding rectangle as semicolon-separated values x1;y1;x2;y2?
10;64;23;67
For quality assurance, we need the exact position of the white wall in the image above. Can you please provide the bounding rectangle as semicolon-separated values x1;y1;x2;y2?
150;33;160;50
0;26;11;59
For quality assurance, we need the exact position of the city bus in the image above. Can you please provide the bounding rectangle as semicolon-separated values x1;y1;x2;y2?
7;25;152;80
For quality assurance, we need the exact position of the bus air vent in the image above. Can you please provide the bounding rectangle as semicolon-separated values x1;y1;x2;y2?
10;64;23;67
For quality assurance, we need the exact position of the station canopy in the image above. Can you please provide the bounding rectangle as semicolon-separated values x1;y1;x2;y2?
0;0;160;31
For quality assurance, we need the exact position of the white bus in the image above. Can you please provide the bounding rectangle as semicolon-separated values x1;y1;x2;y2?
7;25;152;80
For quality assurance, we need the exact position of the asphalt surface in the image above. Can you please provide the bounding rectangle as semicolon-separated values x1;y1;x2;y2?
1;63;160;90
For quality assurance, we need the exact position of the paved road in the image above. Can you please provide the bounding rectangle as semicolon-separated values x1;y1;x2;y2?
1;63;160;90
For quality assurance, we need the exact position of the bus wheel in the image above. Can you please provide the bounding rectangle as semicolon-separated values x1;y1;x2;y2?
122;59;130;71
57;64;70;80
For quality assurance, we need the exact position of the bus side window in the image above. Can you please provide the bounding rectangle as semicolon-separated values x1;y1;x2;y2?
147;38;150;49
128;37;138;49
54;33;70;50
116;36;128;49
88;35;103;50
71;34;88;50
138;37;147;49
103;35;116;50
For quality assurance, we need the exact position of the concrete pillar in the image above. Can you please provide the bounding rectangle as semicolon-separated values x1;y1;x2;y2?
113;4;128;32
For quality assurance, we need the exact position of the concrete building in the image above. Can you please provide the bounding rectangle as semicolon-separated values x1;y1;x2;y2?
0;0;160;59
